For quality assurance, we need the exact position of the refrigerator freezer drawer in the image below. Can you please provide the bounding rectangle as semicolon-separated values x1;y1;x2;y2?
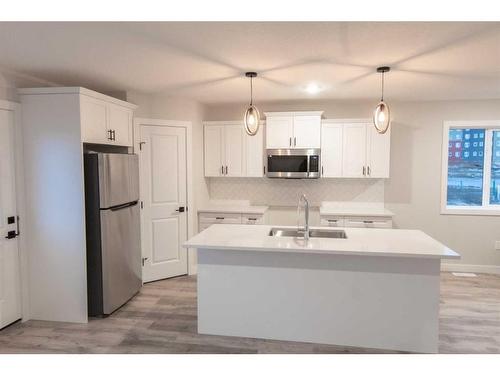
100;202;142;314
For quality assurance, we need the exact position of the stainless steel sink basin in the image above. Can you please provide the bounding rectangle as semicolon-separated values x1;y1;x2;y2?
268;227;347;239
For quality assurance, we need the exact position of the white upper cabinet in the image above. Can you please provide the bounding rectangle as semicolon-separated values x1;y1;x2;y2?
204;122;264;178
265;115;293;148
204;125;224;177
108;103;133;147
329;120;391;179
80;96;108;144
265;112;322;149
293;115;321;148
342;123;368;177
245;125;265;177
366;125;391;178
80;92;135;147
321;122;343;177
224;125;244;177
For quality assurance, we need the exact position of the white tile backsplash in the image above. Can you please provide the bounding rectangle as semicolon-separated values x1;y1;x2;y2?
209;178;384;206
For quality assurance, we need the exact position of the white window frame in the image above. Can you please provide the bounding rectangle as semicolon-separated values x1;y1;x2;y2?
441;120;500;216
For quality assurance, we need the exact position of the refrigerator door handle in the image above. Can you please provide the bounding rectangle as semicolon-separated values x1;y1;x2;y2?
109;201;138;211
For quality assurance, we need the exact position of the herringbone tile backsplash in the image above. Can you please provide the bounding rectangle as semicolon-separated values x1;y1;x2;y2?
209;178;384;206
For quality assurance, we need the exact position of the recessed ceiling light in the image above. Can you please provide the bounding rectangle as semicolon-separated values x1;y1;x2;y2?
305;82;322;95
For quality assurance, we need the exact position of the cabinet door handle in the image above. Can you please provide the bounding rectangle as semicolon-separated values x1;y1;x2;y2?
221;165;224;175
247;218;257;221
327;219;338;223
107;129;113;140
215;217;224;220
321;166;324;176
289;137;292;147
367;166;371;176
363;220;374;224
363;166;366;176
112;130;116;141
225;166;228;175
294;137;296;147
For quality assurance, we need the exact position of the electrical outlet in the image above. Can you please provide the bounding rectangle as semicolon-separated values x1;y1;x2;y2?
495;241;500;250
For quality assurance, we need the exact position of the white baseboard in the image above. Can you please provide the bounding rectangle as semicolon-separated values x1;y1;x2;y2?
441;262;500;275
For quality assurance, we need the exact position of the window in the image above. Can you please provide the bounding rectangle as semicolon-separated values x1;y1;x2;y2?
442;121;500;215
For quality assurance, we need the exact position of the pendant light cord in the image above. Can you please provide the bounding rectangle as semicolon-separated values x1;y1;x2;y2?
250;76;253;106
381;72;385;102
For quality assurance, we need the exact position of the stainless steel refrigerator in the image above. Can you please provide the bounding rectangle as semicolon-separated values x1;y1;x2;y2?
84;152;142;316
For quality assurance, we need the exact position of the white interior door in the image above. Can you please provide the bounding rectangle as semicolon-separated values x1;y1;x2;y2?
140;125;188;282
0;108;21;329
342;123;367;177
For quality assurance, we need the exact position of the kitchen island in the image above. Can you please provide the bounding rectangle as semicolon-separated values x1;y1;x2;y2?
183;224;460;353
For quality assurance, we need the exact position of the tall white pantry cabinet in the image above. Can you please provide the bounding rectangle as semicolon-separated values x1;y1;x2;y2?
18;87;136;323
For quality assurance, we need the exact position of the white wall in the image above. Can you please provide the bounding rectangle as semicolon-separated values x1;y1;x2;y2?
204;99;500;270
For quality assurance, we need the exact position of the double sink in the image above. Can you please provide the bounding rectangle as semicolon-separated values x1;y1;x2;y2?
269;227;347;239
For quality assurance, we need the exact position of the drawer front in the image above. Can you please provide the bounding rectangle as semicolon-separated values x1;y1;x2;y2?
320;217;344;227
199;212;242;224
242;214;264;225
344;217;393;228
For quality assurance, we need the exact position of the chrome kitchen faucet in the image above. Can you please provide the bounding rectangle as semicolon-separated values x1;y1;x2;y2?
297;194;310;241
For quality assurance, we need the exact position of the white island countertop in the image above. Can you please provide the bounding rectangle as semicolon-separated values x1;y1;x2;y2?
184;224;460;260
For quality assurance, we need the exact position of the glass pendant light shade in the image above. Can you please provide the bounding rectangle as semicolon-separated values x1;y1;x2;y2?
244;104;260;136
373;66;391;134
243;72;260;136
373;100;390;134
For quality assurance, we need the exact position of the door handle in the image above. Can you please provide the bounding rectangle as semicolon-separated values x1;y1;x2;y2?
5;230;18;239
363;166;366;176
221;165;224;175
175;207;185;213
225;166;228;175
107;129;113;140
294;137;296;147
111;130;116;141
142;257;148;267
289;137;292;147
321;166;324;176
367;166;371;176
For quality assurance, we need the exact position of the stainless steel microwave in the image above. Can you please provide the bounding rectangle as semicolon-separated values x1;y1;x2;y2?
266;149;320;179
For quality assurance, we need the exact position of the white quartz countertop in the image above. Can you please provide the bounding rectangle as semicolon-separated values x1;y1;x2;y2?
198;205;269;215
183;224;460;260
320;206;395;217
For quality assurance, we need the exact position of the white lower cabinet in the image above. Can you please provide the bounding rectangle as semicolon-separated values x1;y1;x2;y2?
198;212;267;232
321;215;393;228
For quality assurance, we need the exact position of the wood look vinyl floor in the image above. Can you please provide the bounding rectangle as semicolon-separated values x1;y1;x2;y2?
1;272;499;354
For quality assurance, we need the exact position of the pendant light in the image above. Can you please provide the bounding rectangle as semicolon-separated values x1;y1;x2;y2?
243;72;261;136
373;66;391;134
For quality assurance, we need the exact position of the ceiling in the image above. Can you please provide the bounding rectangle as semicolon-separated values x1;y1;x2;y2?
0;22;499;103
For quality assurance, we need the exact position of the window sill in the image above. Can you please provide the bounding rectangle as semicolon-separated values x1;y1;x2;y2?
441;206;500;216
